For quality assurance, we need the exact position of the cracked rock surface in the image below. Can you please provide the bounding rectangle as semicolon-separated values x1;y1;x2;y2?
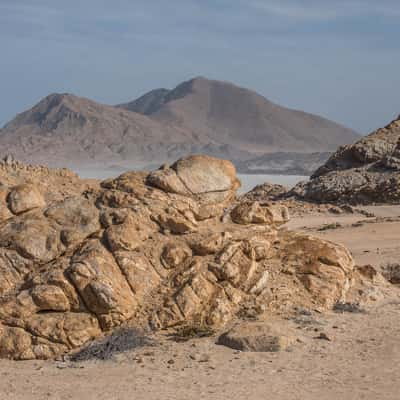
0;154;370;360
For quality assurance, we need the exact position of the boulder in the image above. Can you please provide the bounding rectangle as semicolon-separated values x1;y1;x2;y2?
231;201;289;225
146;155;240;209
0;212;64;262
8;184;45;214
217;321;296;352
44;197;100;247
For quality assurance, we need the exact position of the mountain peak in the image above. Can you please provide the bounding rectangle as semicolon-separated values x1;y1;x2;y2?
3;92;94;132
0;77;360;170
40;92;79;107
187;76;211;85
118;77;359;153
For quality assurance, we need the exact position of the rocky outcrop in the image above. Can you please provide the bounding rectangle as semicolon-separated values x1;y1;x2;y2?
0;155;372;360
290;116;400;204
0;156;96;205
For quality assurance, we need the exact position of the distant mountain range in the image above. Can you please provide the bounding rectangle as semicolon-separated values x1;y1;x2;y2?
0;77;360;174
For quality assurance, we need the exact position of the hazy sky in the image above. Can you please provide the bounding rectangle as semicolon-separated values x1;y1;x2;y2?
1;0;399;133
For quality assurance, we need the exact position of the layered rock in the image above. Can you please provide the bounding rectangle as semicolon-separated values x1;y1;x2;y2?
290;116;400;204
0;155;368;360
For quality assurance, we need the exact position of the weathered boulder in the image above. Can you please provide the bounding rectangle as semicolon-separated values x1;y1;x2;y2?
279;232;355;308
0;212;64;262
146;155;240;209
8;184;46;214
231;201;289;225
0;197;100;263
44;197;100;247
217;321;296;352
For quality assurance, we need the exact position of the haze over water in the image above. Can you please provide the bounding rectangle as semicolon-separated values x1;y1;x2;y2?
74;166;307;194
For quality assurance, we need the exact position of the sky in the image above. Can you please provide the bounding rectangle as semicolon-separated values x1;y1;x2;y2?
0;0;399;133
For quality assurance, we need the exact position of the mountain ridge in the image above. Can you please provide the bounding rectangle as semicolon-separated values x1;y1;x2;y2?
0;77;360;173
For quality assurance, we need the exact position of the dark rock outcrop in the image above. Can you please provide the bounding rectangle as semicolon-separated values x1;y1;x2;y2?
290;116;400;204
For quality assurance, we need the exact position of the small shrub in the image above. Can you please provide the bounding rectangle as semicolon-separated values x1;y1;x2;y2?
333;302;365;314
70;327;154;361
381;263;400;284
171;323;215;342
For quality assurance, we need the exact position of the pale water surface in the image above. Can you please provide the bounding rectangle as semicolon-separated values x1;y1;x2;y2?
75;167;308;194
237;174;308;193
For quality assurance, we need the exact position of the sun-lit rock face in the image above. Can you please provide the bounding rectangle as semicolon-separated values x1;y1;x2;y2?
0;155;359;360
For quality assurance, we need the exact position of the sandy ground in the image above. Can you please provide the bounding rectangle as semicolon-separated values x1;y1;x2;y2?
1;205;400;400
286;205;400;268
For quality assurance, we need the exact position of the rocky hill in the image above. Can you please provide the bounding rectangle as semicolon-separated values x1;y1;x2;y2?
0;77;359;173
290;116;400;204
0;93;204;167
118;77;359;153
0;155;380;360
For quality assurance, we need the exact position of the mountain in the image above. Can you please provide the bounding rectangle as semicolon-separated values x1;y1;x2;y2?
0;93;209;167
117;77;359;153
0;77;360;172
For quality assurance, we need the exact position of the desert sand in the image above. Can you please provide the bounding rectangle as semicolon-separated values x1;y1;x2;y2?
1;205;399;400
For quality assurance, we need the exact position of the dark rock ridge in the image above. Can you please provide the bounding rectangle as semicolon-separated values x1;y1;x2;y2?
0;77;358;173
0;155;381;360
290;116;400;204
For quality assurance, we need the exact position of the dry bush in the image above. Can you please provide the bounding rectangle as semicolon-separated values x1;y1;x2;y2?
70;328;154;361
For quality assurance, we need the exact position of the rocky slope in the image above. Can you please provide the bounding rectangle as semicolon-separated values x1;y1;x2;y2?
291;116;400;204
0;78;359;173
0;155;382;360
